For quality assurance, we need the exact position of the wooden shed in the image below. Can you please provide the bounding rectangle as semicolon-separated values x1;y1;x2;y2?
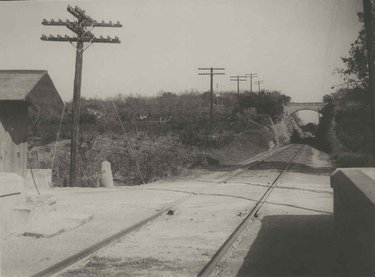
0;70;63;177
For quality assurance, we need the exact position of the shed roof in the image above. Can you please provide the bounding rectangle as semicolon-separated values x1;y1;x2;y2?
0;70;47;100
0;70;63;113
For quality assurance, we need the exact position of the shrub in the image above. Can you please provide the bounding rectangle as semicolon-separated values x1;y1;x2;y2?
335;152;373;167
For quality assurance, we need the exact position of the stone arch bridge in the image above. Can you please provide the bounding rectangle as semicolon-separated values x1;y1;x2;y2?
286;102;326;115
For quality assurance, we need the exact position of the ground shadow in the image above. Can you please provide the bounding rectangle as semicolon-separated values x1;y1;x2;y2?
236;215;344;277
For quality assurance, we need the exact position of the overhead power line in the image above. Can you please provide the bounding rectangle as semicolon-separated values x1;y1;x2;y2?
41;5;122;186
320;0;339;94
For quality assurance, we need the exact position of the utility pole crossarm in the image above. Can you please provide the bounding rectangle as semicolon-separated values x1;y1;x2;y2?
198;67;225;70
199;73;225;75
41;34;121;43
42;19;122;28
230;76;247;81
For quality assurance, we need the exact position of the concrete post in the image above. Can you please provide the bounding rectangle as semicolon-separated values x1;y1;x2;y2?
100;161;114;187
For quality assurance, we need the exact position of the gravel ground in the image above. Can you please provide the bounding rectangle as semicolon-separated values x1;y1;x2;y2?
53;145;311;277
1;188;194;277
2;144;334;277
215;146;341;277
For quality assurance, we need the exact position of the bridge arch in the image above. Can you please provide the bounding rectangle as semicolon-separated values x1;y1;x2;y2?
286;102;326;115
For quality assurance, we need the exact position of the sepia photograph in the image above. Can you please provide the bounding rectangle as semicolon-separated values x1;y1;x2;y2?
0;0;374;276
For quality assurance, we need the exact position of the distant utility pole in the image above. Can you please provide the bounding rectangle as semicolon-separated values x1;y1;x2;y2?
41;5;122;186
363;0;375;165
245;73;258;93
255;80;264;93
198;67;225;132
230;75;247;97
216;83;219;105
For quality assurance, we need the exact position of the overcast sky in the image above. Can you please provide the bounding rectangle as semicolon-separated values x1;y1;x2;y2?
0;0;363;106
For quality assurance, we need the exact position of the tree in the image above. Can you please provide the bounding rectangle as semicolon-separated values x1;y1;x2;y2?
338;6;375;88
238;91;290;122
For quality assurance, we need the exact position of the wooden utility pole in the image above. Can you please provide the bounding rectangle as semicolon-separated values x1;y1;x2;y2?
363;0;375;164
198;67;225;132
245;73;258;93
216;83;219;105
230;75;247;97
41;5;122;186
255;80;264;93
71;38;83;187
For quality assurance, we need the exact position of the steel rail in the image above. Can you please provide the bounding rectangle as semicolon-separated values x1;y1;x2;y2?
30;196;191;277
197;145;305;277
30;145;298;277
219;144;292;184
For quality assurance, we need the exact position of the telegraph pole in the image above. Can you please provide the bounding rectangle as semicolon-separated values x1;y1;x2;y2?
216;83;219;105
230;75;247;97
363;0;375;164
255;80;264;93
198;67;225;132
245;73;257;93
41;5;122;186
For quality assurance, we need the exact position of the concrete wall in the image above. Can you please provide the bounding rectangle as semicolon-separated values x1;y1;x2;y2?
331;169;375;277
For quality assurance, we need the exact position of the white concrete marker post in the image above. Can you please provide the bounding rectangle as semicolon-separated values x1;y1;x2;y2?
100;161;114;188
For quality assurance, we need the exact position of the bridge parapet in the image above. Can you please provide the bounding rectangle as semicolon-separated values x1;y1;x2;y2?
331;169;375;277
286;102;326;114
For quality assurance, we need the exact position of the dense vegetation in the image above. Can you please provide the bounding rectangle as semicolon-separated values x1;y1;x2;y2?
30;90;290;145
317;9;374;166
29;89;290;186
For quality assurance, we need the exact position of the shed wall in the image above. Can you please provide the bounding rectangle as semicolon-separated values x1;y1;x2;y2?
0;101;28;177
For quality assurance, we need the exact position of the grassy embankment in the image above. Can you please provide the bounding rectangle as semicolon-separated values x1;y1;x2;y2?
28;91;290;186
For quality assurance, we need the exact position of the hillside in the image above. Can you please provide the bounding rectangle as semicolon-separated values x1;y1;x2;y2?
28;91;297;186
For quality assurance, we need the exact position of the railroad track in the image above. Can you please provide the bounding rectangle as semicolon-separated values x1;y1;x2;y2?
197;144;305;277
30;144;299;277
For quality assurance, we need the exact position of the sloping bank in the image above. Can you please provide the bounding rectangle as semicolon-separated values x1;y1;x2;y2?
203;110;297;164
28;110;297;187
